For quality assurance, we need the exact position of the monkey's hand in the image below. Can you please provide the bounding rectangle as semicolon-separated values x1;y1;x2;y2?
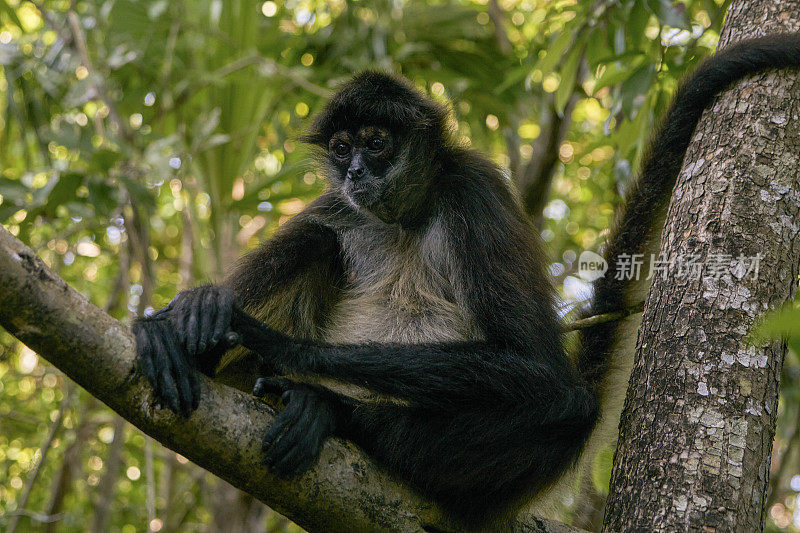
133;315;201;416
254;381;337;477
167;285;237;365
133;285;240;416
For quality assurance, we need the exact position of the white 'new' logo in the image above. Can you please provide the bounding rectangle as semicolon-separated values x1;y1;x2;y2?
577;251;608;282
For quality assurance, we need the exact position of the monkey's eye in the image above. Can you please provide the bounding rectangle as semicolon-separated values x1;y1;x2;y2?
367;138;385;151
332;142;351;157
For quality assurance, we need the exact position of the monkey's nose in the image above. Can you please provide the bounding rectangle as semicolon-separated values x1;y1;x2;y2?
347;167;366;180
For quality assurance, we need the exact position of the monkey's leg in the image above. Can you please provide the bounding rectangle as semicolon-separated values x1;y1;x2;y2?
338;395;596;528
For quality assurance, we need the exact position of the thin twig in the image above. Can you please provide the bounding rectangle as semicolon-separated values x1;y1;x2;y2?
564;301;645;332
89;415;127;533
145;436;157;530
487;0;513;55
5;509;66;524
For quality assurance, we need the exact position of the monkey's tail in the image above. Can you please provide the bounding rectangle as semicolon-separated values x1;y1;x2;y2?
576;33;800;388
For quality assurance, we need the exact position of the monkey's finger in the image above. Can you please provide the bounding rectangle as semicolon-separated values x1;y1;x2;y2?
270;432;317;477
142;324;167;395
262;404;297;449
174;367;194;417
166;321;200;413
151;332;181;413
225;331;241;348
273;422;329;477
253;377;292;398
262;404;301;463
264;396;313;467
134;324;158;387
197;288;218;354
153;326;181;412
210;288;233;347
190;367;202;410
159;321;196;416
269;404;321;476
183;290;201;355
271;438;316;478
184;314;199;355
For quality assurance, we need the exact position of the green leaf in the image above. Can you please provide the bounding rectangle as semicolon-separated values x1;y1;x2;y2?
585;29;610;68
645;0;689;29
88;181;118;216
0;0;23;29
0;204;20;222
788;337;800;364
628;0;652;48
0;177;29;201
91;148;123;174
117;176;156;211
535;30;576;75
593;57;645;94
494;64;533;96
555;43;583;114
620;63;656;117
614;91;653;157
43;173;85;217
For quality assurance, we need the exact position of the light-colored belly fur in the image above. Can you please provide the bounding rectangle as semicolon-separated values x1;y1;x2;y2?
324;216;483;345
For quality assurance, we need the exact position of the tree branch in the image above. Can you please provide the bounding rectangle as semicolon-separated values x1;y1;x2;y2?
0;225;582;533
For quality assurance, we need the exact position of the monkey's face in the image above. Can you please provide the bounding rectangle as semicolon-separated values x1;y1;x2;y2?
327;126;398;219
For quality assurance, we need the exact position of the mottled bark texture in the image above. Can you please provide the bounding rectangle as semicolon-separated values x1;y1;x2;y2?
0;225;583;533
603;2;800;531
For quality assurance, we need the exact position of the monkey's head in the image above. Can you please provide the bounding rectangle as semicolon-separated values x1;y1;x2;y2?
302;71;451;225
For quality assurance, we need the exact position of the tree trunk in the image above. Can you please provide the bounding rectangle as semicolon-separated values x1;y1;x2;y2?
603;1;800;531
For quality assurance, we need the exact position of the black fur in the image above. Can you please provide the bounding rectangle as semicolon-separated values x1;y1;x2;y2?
133;36;800;530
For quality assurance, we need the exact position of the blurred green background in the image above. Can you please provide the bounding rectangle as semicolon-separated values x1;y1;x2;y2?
1;0;799;531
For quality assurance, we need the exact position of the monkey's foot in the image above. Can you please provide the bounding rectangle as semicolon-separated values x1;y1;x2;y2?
257;385;336;477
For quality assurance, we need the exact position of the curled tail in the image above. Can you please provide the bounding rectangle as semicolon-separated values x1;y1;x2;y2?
577;33;800;388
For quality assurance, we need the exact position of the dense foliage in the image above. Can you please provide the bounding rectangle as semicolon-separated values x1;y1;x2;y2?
2;0;798;531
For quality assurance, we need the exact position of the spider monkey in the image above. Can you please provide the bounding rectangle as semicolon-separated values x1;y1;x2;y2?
133;34;800;530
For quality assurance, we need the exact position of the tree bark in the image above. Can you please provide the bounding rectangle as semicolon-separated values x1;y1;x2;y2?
0;225;582;533
603;1;800;531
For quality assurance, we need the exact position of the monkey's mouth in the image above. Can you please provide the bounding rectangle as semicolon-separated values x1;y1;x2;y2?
347;183;380;207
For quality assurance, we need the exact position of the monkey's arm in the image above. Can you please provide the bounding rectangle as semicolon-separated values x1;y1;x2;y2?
235;305;580;412
223;192;346;314
133;191;347;413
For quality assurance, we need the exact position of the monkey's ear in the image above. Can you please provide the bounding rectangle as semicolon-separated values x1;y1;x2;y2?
298;130;326;147
298;109;338;147
298;117;327;146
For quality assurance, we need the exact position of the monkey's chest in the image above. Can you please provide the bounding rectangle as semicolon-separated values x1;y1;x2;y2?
323;260;482;345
